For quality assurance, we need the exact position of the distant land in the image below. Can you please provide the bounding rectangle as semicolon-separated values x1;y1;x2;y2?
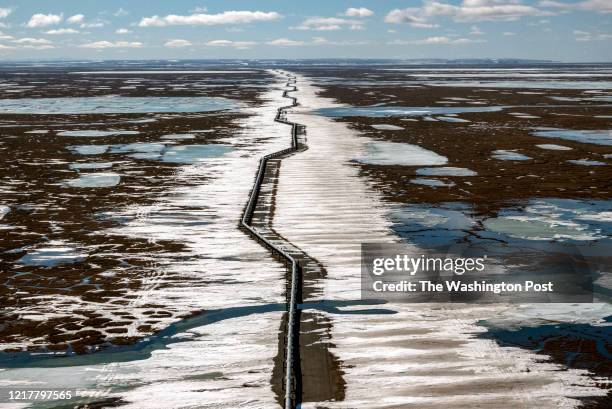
0;58;571;66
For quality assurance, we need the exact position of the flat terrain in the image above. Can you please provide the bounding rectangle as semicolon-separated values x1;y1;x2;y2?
0;66;276;353
306;66;612;215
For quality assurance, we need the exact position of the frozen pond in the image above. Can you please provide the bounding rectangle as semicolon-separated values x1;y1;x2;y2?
64;172;121;188
68;145;109;155
109;142;166;159
536;144;572;151
0;96;238;114
69;162;114;170
532;128;612;146
409;178;455;187
108;143;233;163
483;199;612;242
550;96;612;102
58;130;140;137
18;241;87;267
416;166;477;176
509;112;540;119
492;149;532;161
567;159;607;166
356;141;447;166
392;198;612;246
370;124;404;130
162;145;233;164
436;116;471;123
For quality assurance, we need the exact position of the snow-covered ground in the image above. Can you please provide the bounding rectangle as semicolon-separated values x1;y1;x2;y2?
0;71;292;409
273;74;610;408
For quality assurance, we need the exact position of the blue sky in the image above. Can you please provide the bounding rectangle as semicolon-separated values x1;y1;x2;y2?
0;1;610;61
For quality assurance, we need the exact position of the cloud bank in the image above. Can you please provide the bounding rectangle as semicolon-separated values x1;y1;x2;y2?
139;11;281;27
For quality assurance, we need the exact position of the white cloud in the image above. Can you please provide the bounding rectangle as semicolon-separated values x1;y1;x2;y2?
67;14;105;28
411;22;439;28
422;36;480;44
528;18;551;25
79;40;114;48
267;38;305;46
540;0;612;13
114;8;129;17
385;8;417;23
139;11;281;27
309;36;369;46
503;31;517;35
419;36;456;44
26;45;54;49
26;13;63;28
115;28;132;34
0;31;13;40
345;7;374;17
469;25;484;35
46;28;79;35
12;37;54;49
391;36;485;45
80;21;105;28
573;29;590;40
13;37;52;45
206;39;257;48
427;0;553;21
573;29;612;41
0;8;11;19
294;17;364;31
454;38;485;43
386;1;552;26
206;39;236;46
0;8;10;31
384;9;439;28
80;40;143;48
164;39;192;47
67;14;84;24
